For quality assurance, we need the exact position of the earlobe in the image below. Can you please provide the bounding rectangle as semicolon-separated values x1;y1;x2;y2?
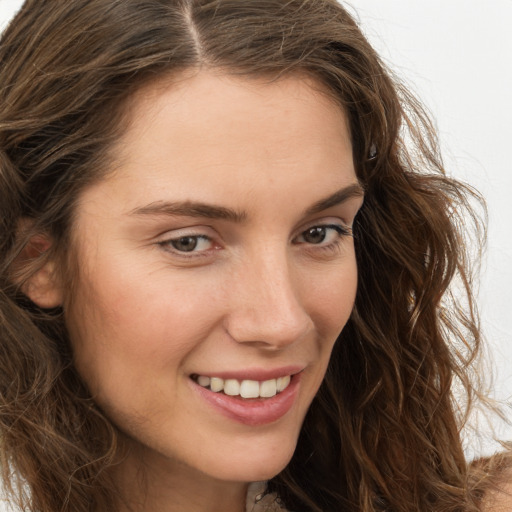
22;260;63;309
16;233;63;309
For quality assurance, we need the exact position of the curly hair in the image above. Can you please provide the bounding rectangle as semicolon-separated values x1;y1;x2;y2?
0;1;484;510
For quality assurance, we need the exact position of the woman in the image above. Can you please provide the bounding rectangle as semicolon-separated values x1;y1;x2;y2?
0;1;484;511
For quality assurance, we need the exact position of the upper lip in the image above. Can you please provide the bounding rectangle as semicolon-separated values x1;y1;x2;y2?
191;365;304;381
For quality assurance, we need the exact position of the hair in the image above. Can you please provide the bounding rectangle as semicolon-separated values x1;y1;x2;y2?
0;1;485;511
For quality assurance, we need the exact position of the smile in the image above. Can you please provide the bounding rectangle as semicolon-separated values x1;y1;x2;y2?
192;374;292;399
190;371;302;426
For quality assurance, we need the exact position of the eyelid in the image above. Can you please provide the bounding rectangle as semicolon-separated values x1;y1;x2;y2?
294;217;352;238
155;225;222;256
294;224;351;244
154;222;222;242
153;217;353;258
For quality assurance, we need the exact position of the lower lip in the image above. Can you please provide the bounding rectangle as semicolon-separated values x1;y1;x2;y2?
190;374;301;426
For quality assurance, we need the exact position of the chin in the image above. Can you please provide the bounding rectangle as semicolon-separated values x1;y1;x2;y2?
202;434;299;483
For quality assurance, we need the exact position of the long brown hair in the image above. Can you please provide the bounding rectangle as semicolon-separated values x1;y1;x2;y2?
0;1;484;510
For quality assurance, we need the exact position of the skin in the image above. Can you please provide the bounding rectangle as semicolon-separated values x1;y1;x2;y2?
56;71;363;511
478;465;512;512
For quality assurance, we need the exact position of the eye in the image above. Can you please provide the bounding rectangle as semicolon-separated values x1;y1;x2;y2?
294;224;351;246
160;234;214;253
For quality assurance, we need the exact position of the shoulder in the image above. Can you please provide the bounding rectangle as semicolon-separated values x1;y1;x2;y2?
472;451;512;511
479;480;512;511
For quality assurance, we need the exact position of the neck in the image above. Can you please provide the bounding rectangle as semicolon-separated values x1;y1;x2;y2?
109;440;249;512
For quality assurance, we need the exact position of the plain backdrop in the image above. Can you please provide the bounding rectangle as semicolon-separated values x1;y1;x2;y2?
348;1;512;453
0;0;511;469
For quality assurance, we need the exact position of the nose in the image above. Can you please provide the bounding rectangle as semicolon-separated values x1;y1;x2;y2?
223;248;314;349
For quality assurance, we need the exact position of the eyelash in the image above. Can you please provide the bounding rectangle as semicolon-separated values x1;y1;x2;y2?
157;223;353;259
158;234;215;258
293;224;352;248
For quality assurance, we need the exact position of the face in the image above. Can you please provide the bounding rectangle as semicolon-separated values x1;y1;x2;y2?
64;71;363;485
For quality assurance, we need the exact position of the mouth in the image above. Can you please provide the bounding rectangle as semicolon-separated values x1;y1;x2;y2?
191;374;292;399
189;370;303;426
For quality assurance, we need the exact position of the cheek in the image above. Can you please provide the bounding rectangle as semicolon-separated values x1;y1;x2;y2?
64;249;228;399
302;254;358;382
307;255;358;337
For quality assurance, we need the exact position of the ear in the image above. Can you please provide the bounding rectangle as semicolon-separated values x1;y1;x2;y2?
17;233;63;309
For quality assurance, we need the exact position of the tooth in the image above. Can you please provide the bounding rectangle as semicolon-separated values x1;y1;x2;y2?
197;375;210;388
224;379;240;396
276;375;291;392
240;380;260;398
259;379;277;398
202;374;291;397
210;377;224;392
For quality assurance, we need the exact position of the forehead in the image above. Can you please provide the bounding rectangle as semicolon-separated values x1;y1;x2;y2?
117;71;350;164
122;70;347;139
75;70;356;220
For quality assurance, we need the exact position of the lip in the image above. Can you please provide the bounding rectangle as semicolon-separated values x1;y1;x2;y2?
193;365;304;382
189;369;303;426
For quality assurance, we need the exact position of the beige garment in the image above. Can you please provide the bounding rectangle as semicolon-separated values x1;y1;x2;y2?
246;482;287;512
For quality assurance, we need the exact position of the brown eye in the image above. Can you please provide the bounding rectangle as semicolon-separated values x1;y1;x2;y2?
161;234;215;254
302;227;327;244
170;236;199;252
294;224;351;247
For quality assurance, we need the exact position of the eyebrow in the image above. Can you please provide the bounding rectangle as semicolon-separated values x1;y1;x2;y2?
303;183;364;216
129;201;247;222
129;183;364;222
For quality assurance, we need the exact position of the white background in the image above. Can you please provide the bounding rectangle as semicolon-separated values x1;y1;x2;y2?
347;1;512;453
1;0;511;469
